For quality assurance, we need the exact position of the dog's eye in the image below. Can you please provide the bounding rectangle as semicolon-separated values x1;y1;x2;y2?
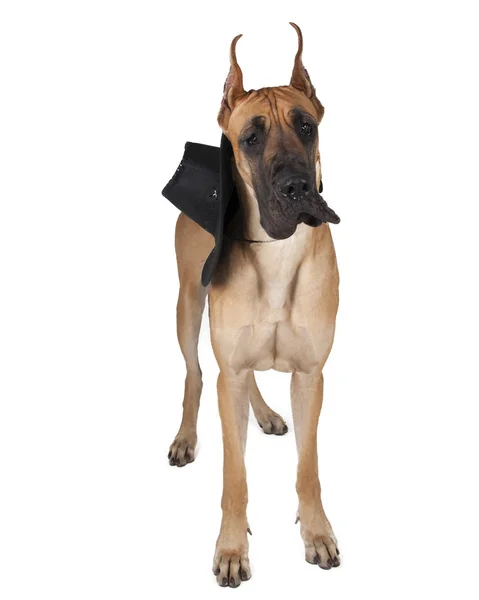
301;122;313;136
246;133;258;146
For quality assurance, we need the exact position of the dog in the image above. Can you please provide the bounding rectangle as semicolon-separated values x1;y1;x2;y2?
166;23;340;587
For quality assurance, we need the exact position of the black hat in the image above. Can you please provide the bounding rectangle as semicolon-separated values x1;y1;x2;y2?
162;134;237;286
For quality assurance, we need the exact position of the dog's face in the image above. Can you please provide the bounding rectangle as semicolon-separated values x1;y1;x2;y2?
218;24;339;239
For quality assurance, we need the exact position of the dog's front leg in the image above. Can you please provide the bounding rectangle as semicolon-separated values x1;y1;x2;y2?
291;370;340;569
212;369;252;588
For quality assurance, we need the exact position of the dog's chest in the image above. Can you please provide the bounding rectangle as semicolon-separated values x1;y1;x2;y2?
224;280;319;374
210;226;337;374
231;317;316;374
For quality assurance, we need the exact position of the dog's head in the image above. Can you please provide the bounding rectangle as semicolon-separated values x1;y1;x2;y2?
218;23;339;240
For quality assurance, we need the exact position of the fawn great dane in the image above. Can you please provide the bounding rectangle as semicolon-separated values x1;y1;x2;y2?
165;23;341;587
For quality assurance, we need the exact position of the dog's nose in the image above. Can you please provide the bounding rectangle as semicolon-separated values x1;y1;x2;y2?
277;176;311;200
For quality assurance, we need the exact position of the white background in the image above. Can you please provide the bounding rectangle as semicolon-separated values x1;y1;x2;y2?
1;1;478;598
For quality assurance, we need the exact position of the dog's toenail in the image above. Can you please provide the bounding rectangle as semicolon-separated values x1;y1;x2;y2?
222;577;228;586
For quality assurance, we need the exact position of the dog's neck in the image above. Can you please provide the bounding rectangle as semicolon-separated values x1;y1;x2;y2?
226;170;317;304
227;173;274;243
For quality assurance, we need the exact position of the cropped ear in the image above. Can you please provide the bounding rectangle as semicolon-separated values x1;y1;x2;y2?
289;23;324;121
218;34;246;131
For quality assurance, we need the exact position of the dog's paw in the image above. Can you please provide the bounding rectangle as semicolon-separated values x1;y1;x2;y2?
303;533;340;570
298;510;340;569
256;410;288;435
167;432;196;467
213;547;251;587
213;522;251;588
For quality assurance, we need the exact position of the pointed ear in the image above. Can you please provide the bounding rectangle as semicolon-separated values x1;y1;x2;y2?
289;23;324;121
218;34;246;131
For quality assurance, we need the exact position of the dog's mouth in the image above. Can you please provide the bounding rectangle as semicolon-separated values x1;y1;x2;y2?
297;213;322;227
300;192;341;225
261;192;340;240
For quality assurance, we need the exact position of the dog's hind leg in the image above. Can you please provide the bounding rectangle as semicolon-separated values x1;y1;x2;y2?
249;372;288;435
168;214;212;467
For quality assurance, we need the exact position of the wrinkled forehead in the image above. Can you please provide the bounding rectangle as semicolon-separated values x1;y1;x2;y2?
228;86;319;139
